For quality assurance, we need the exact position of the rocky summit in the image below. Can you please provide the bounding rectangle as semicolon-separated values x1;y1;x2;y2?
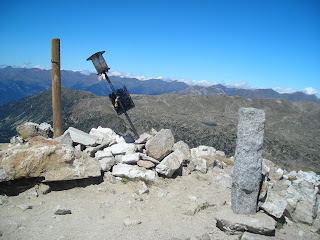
0;121;319;240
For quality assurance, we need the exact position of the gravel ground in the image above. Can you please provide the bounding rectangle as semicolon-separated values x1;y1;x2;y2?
0;167;318;240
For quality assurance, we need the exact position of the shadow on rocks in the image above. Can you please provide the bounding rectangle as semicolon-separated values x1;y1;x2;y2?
0;175;103;196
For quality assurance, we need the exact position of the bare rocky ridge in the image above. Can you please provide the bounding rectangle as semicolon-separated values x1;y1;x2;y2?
0;122;319;240
0;88;319;172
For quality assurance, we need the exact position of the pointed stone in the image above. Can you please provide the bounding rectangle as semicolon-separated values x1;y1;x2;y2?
231;108;265;214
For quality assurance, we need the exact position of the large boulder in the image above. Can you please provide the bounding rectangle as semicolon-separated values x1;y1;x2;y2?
16;122;53;140
112;163;157;181
173;140;191;163
231;108;265;214
145;129;174;161
285;171;320;225
0;136;101;182
156;149;184;177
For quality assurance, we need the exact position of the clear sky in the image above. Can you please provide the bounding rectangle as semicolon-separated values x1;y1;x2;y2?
1;0;319;96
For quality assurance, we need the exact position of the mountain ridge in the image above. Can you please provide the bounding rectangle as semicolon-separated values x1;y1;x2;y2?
0;67;319;104
1;87;319;172
175;84;320;103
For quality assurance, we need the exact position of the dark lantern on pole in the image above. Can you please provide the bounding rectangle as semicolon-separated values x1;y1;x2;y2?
86;51;110;75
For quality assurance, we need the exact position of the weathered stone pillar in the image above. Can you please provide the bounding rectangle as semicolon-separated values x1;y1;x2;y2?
231;107;265;214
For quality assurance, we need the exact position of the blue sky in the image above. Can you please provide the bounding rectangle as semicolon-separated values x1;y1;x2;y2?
1;0;319;95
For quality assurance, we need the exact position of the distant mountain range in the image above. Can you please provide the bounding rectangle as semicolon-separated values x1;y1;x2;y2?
0;67;189;104
0;66;319;104
175;85;320;103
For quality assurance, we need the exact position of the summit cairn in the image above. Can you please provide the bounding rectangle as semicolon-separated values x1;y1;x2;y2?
231;108;266;214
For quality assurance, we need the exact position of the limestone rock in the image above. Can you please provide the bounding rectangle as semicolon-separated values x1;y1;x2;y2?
84;143;110;157
156;149;184;177
121;153;140;164
0;136;101;182
285;172;319;225
64;127;99;146
261;191;287;218
54;205;72;215
95;150;113;160
54;132;73;146
16;122;53;140
99;157;116;172
190;158;207;173
10;135;24;144
123;218;141;227
37;184;51;195
104;143;137;155
112;163;157;181
89;126;117;145
215;206;276;235
173;140;191;163
145;129;174;161
140;153;160;164
17;204;33;211
231;108;265;214
190;145;216;159
138;181;149;195
137;160;155;169
135;132;152;144
241;232;276;240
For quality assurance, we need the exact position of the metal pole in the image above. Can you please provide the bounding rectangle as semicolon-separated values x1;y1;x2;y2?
51;38;63;138
103;71;139;138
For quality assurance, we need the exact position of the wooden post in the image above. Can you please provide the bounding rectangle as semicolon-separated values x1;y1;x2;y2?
51;38;63;138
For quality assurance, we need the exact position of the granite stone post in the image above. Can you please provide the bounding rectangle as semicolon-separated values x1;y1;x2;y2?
231;107;265;214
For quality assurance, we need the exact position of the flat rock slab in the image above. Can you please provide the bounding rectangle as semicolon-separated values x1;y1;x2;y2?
64;127;98;146
0;136;101;182
112;163;157;181
54;205;72;215
215;207;276;235
241;231;276;240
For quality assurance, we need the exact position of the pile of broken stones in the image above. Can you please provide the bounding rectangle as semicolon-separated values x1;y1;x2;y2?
1;122;320;239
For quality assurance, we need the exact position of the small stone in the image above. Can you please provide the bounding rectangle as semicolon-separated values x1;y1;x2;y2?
17;204;33;211
38;184;51;195
137;160;155;169
140;153;160;164
123;218;141;227
99;157;116;172
53;206;72;215
138;181;149;195
135;133;152;144
95;150;113;160
191;158;207;173
121;153;140;164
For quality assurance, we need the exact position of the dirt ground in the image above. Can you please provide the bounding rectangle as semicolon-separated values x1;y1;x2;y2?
0;167;318;240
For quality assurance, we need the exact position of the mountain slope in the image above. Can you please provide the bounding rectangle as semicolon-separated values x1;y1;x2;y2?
176;84;320;103
1;88;319;172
